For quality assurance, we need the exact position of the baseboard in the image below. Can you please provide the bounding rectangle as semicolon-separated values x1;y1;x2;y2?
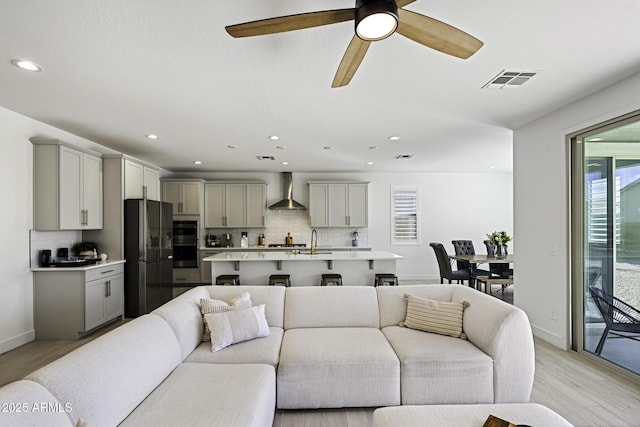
531;324;567;350
0;329;35;354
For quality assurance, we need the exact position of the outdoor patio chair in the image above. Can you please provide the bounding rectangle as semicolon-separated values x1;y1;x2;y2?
588;285;640;355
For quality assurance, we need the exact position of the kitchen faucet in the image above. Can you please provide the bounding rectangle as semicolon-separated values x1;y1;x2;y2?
310;229;318;254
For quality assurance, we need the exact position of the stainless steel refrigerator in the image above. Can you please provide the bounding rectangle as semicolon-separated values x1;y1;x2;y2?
124;199;173;317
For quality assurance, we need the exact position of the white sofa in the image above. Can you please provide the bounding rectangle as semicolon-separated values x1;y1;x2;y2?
0;285;535;426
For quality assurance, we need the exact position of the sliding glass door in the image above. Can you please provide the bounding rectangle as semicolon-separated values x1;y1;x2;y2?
572;115;640;376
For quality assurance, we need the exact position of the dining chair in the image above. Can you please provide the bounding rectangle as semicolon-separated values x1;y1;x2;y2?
451;240;491;288
483;240;514;277
588;285;640;355
429;242;471;285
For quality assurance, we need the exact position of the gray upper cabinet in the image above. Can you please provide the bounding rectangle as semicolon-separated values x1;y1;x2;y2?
124;159;160;201
308;182;368;228
204;182;266;228
162;180;203;215
33;140;103;230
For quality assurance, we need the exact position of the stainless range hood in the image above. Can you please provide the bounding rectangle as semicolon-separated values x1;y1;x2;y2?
268;172;306;210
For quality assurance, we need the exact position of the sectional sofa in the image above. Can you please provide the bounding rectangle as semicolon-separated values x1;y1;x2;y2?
0;284;535;426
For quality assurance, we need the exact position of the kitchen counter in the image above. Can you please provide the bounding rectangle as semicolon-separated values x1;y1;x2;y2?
202;251;401;286
31;259;126;272
199;246;372;251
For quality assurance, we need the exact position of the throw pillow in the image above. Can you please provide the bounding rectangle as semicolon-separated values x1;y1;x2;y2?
205;304;271;352
399;293;470;339
200;292;252;341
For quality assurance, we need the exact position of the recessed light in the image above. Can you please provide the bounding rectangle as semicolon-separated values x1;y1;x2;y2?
145;134;159;140
369;146;379;150
488;165;496;169
323;146;332;150
268;135;280;140
366;161;374;165
193;161;202;165
388;136;400;141
281;161;289;165
276;145;286;150
11;59;43;72
227;145;237;149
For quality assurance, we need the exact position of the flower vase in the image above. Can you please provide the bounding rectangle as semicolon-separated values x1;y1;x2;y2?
496;245;507;258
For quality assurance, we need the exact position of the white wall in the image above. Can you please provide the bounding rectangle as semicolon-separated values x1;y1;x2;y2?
513;71;640;349
0;106;119;353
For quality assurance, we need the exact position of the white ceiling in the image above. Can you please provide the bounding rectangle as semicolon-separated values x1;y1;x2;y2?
2;0;640;173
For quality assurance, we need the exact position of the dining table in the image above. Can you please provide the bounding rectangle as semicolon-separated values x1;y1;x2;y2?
448;254;514;294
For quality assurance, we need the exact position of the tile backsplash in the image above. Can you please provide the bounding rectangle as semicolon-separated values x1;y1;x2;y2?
29;229;82;267
205;210;368;248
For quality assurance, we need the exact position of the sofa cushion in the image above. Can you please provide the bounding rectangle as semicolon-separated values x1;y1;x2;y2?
120;363;276;427
277;327;400;409
152;286;211;360
0;380;74;427
382;325;494;405
200;292;252;341
206;285;286;328
450;286;535;403
284;286;380;329
185;327;284;366
372;403;573;427
400;293;469;339
25;314;182;427
205;304;271;352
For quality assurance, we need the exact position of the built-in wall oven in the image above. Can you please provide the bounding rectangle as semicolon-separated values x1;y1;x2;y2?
173;220;198;268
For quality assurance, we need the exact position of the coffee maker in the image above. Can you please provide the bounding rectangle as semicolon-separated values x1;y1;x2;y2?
222;233;232;247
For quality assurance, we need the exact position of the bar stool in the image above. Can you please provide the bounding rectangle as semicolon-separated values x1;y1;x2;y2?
269;274;291;287
215;274;240;286
374;273;399;287
321;273;343;286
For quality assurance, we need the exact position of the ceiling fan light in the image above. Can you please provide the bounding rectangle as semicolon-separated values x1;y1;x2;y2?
355;0;398;41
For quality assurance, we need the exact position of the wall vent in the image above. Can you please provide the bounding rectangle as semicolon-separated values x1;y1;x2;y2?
256;155;276;161
482;70;539;89
393;154;415;160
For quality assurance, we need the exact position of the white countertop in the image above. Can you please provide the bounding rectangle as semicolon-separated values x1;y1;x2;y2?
31;259;126;272
203;251;402;262
200;246;372;251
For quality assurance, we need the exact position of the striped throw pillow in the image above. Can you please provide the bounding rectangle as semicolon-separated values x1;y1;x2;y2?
400;293;470;339
200;292;252;341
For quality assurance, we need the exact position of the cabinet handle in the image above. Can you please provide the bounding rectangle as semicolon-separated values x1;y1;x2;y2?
175;278;186;281
105;280;110;298
108;280;111;297
100;269;115;274
179;202;183;213
85;210;89;226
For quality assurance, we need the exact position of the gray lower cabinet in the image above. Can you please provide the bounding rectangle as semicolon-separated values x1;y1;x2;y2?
200;249;223;284
33;263;124;339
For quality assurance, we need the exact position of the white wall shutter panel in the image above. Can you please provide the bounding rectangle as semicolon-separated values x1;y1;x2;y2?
391;185;420;245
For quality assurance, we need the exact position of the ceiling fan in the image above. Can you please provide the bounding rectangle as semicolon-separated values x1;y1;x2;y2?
226;0;483;88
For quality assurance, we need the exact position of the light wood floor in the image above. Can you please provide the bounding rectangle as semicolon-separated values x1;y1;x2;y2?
2;325;639;426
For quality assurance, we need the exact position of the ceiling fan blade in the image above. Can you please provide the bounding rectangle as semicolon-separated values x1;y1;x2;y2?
332;36;371;88
226;9;355;38
396;0;418;7
396;9;483;59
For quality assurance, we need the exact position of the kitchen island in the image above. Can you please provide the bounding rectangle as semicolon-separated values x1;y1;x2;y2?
203;251;403;286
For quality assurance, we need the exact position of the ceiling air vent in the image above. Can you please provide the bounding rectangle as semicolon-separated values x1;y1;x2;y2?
393;154;415;160
482;70;538;89
256;155;276;161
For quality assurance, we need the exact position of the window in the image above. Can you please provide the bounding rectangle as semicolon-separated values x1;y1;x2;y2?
391;185;420;245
